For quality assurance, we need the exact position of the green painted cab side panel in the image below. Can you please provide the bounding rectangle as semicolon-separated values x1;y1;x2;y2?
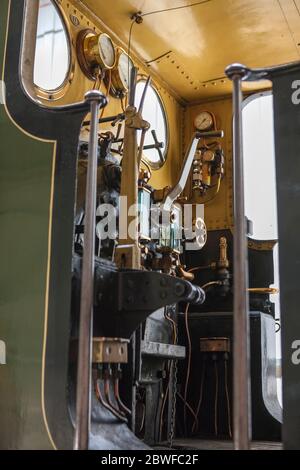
0;0;55;449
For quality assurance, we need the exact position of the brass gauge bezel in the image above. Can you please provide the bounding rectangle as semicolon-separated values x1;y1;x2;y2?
76;29;116;80
109;47;135;98
194;111;214;131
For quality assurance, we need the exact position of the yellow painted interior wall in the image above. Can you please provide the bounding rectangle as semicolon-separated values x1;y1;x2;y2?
183;98;234;231
37;0;273;232
38;0;183;191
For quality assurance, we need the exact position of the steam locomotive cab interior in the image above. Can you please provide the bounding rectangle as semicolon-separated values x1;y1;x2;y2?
1;0;300;451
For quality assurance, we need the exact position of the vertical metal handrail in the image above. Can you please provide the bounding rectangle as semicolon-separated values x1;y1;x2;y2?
225;64;251;450
74;90;107;450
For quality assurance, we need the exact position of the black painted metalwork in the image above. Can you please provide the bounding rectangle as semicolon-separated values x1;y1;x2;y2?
72;255;205;339
177;311;281;441
226;61;300;449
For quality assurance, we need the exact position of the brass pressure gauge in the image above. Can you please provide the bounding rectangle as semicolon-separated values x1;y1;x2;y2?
77;30;116;79
110;48;134;98
194;111;214;131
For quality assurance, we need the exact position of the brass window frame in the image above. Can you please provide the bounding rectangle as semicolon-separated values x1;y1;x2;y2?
136;76;169;170
21;0;74;103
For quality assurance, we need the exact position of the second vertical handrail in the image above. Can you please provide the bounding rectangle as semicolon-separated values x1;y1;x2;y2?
74;90;107;450
225;63;251;450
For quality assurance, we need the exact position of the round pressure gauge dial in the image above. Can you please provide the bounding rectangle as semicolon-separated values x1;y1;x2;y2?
111;48;134;97
98;33;116;68
194;111;214;131
77;30;116;79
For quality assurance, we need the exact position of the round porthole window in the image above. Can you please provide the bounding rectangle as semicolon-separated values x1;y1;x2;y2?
34;0;70;91
135;81;168;169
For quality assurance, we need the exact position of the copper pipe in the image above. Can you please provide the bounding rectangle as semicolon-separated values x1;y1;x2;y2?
164;308;177;344
177;392;198;428
95;379;127;423
114;378;132;416
201;281;222;289
104;377;127;422
191;359;206;434
188;265;213;273
178;265;195;281
183;303;191;436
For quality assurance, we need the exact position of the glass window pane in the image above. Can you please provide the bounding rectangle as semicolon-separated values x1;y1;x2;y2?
135;81;168;168
243;93;277;240
242;92;281;405
34;0;70;91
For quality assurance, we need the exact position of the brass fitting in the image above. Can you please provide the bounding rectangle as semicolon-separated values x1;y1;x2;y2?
217;236;229;269
177;265;195;282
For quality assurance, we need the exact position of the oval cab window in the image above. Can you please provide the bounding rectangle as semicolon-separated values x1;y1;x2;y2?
242;92;277;241
242;92;282;405
135;81;168;169
34;0;70;91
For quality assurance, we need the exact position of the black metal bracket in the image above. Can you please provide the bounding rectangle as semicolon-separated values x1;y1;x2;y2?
73;255;205;339
97;266;205;338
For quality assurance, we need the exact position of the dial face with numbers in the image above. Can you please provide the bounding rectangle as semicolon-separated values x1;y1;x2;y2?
118;51;134;92
194;111;214;131
98;33;116;69
110;48;135;98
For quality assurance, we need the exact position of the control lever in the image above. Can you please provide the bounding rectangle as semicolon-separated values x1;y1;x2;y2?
162;130;224;211
137;77;152;167
115;122;122;141
128;66;138;107
138;76;151;114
